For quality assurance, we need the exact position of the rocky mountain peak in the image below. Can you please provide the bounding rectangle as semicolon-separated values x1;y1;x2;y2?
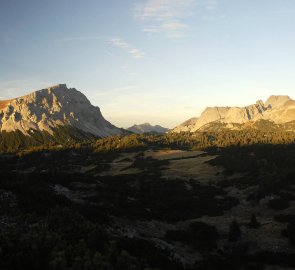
255;100;264;107
0;84;122;137
127;123;169;134
172;94;295;133
265;95;291;109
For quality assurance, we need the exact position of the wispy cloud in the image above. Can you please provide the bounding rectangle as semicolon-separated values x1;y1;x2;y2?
110;38;145;59
134;0;217;37
134;0;194;36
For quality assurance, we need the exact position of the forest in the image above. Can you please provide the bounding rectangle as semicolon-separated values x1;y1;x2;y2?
1;127;295;269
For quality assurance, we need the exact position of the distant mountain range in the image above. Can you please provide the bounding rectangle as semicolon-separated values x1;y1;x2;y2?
127;123;169;134
172;95;295;132
0;84;122;137
1;84;295;152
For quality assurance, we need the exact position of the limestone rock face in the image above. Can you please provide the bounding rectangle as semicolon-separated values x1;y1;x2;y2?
265;95;291;109
172;117;198;133
0;84;122;137
172;95;295;132
263;95;295;123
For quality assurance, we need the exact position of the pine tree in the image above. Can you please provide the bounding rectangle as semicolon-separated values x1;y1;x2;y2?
249;213;260;229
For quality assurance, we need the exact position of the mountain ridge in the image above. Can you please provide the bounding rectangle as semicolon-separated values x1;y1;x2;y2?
127;123;169;134
0;84;122;137
172;95;295;133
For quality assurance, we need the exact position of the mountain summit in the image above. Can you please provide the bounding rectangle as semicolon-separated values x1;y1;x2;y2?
0;84;122;137
172;95;295;132
127;123;169;134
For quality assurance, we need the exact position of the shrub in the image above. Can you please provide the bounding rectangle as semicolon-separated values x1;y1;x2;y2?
249;214;260;229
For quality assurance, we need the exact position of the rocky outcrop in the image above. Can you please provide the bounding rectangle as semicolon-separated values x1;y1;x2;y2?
172;95;295;133
0;84;122;137
172;117;198;133
127;123;169;134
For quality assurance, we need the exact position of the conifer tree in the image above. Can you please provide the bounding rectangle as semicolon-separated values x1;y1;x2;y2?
249;213;260;229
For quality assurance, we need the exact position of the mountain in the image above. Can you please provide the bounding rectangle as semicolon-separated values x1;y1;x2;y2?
0;84;122;147
172;95;295;132
171;117;198;133
127;123;169;134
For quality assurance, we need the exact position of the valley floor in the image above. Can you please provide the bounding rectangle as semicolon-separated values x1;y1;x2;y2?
1;143;295;269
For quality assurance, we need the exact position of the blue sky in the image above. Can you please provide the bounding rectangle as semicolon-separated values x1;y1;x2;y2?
1;0;295;128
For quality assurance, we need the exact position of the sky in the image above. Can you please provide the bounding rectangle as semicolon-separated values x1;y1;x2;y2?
1;0;295;128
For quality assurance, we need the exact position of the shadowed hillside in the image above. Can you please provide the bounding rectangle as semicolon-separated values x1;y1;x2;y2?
1;131;295;269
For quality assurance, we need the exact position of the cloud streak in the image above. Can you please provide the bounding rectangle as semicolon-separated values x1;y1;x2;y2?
134;0;217;37
110;38;145;59
134;0;194;36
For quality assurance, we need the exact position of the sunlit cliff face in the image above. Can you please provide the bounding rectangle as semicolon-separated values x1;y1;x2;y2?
172;95;295;133
0;84;122;137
